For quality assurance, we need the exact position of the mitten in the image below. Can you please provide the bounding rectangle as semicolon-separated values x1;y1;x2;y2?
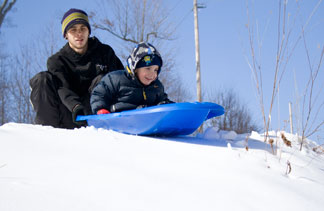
97;108;110;115
136;105;147;109
158;100;174;105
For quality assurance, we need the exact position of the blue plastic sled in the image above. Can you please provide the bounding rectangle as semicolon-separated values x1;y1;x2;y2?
77;102;224;136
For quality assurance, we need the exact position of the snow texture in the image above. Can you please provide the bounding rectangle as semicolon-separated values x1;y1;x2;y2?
1;123;324;211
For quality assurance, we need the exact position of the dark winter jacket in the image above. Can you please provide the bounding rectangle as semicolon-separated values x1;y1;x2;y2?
90;43;173;114
47;36;124;113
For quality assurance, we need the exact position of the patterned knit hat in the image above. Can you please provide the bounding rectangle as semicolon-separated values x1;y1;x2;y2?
126;42;163;76
61;8;91;37
136;55;162;69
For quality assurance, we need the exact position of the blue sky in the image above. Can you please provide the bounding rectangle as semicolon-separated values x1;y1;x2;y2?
1;0;324;143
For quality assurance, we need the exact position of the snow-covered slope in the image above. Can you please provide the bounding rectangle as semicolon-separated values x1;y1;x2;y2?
1;123;324;211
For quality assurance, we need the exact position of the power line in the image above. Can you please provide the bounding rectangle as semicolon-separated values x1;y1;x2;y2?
169;0;186;13
162;0;191;30
173;1;208;30
174;9;193;29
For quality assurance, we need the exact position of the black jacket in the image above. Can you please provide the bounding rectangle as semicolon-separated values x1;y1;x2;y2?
90;70;171;113
47;36;124;112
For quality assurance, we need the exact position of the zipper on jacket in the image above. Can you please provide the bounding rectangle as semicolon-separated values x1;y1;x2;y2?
143;88;147;101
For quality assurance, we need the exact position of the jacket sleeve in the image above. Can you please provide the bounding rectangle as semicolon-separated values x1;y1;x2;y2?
155;80;174;105
90;73;117;114
47;56;82;112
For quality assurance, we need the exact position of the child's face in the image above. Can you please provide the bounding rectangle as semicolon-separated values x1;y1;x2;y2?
135;65;159;86
65;24;89;54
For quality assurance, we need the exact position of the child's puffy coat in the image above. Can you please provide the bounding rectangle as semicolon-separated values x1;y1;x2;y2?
90;43;173;113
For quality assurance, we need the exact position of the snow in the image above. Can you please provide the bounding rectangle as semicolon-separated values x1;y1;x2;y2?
1;123;324;211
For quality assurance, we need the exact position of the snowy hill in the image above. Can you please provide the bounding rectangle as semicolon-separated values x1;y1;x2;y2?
1;123;324;211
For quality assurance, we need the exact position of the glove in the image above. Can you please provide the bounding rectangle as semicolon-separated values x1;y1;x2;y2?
158;100;174;105
97;108;110;115
72;104;89;127
136;105;147;109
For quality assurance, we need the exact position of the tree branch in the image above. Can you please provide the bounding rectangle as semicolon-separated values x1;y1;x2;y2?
0;0;17;30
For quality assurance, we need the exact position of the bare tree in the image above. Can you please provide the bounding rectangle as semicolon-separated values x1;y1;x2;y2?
0;0;17;32
33;21;63;70
205;89;260;134
89;0;190;102
7;22;61;124
0;53;10;124
297;29;324;150
245;0;323;147
8;44;36;123
0;0;17;123
90;0;175;45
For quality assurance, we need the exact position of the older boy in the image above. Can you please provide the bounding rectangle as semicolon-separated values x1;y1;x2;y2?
29;8;124;129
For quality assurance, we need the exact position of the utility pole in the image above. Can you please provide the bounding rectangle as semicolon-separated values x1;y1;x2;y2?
193;0;205;102
288;102;293;134
193;0;206;133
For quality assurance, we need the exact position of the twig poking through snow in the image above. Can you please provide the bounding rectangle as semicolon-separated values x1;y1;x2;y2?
245;135;249;151
286;161;292;175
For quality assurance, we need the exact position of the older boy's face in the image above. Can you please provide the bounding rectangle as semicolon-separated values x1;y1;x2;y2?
65;24;89;54
135;65;159;86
